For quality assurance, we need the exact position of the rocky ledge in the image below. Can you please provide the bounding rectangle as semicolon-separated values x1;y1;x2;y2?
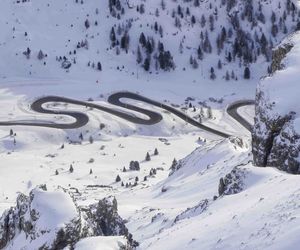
0;185;137;250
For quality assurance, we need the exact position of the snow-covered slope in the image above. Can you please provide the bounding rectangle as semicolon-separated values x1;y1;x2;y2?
0;0;299;82
0;0;299;249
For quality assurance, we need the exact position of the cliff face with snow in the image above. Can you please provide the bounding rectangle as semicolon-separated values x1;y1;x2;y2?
253;32;300;173
0;186;134;250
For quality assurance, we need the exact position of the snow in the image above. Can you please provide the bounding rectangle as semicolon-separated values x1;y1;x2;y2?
30;188;78;230
0;0;299;249
121;148;300;250
258;30;300;130
74;236;127;250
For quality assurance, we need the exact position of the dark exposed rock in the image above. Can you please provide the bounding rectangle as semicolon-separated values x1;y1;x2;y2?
218;168;246;196
252;93;294;168
267;124;300;173
61;60;72;69
174;199;209;224
270;43;293;73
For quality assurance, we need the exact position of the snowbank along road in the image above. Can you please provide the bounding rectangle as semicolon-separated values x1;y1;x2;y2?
0;91;254;138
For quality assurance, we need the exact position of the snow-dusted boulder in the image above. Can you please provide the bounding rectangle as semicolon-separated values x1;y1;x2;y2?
0;186;135;250
253;32;300;173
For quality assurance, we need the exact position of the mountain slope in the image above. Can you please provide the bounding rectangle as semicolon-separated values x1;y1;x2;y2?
0;0;299;81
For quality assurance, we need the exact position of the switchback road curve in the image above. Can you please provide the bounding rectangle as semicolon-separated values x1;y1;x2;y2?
0;92;254;138
227;100;255;132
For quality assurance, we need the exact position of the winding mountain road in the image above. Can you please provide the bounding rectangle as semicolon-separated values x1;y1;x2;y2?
0;92;254;138
227;100;255;132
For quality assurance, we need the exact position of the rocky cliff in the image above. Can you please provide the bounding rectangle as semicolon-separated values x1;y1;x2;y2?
252;32;300;173
0;185;136;249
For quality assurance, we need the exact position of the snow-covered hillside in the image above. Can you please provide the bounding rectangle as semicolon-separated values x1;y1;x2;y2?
0;0;300;249
0;0;299;81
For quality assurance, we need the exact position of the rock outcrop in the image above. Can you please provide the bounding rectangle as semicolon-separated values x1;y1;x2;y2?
0;186;136;250
270;43;293;73
252;33;300;173
218;168;246;196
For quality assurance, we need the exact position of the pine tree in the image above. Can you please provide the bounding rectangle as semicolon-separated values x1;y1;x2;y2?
210;67;216;80
218;60;222;69
139;32;146;47
179;42;183;54
154;22;158;32
97;62;102;71
85;19;90;29
200;14;206;28
89;136;94;144
120;32;130;51
192;58;199;69
191;15;196;25
116;175;121;182
227;52;232;62
225;71;230;81
155;8;159;17
154;148;159;155
69;164;74;173
207;107;213;119
175;17;181;28
136;46;143;64
197;46;203;60
143;57;150;71
110;27;116;43
159;26;163;37
146;39;153;55
145;152;151;161
171;158;177;169
209;14;214;31
139;4;145;14
244;67;251;79
161;0;166;10
37;50;44;60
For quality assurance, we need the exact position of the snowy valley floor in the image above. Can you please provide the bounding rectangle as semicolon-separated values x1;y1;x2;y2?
0;78;299;249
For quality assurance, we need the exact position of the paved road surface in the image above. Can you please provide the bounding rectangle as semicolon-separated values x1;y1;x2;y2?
227;100;255;132
0;92;255;138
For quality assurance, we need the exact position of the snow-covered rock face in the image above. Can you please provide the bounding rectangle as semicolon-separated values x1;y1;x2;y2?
0;186;134;250
253;32;300;173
